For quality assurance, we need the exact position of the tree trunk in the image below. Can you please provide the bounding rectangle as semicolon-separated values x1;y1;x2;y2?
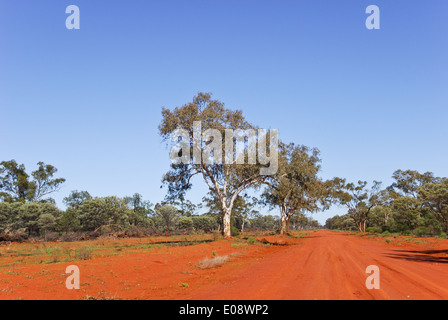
356;221;363;233
280;209;287;235
222;208;232;238
280;219;287;235
356;220;367;233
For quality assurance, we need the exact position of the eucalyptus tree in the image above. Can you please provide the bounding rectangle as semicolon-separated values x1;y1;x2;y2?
159;93;277;237
0;160;34;202
333;179;384;233
387;170;442;232
419;178;448;232
0;160;65;203
388;170;439;199
202;191;258;233
154;205;178;232
262;143;328;234
63;190;92;209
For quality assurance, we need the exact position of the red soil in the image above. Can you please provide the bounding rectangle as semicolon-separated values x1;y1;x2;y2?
1;230;447;300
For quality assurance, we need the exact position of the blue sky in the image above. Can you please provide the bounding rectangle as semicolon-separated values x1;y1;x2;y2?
1;0;447;224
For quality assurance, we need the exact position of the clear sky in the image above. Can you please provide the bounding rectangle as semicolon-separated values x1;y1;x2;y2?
1;0;447;224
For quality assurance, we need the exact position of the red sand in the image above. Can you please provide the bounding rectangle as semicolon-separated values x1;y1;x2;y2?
1;230;447;300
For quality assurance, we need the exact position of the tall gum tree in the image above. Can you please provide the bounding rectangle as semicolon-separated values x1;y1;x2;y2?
0;160;65;203
159;93;275;238
333;179;384;233
262;143;329;234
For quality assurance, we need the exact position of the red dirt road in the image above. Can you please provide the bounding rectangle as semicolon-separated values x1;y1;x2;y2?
1;230;448;300
190;230;448;300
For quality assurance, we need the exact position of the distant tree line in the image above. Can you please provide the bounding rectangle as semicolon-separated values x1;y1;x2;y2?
0;159;319;241
2;94;445;241
325;170;448;237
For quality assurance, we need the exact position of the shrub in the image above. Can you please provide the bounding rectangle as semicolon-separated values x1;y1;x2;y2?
0;228;28;242
0;202;11;233
366;226;383;234
154;205;178;232
43;231;60;242
59;231;83;242
381;231;391;237
192;215;218;233
38;213;57;236
58;209;81;233
75;246;93;260
178;282;189;288
247;237;256;244
231;226;240;237
176;216;194;231
412;227;429;237
196;256;229;269
78;197;131;232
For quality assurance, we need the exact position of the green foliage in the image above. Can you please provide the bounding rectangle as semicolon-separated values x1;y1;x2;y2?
331;179;384;233
78;197;131;232
261;143;327;234
63;190;92;209
191;215;219;232
419;178;448;231
326;170;448;237
0;160;33;202
366;226;383;234
58;208;81;233
159;92;272;238
176;216;194;230
325;214;356;231
0;160;65;203
250;214;280;231
247;236;256;244
154;205;178;232
231;225;240;237
178;282;189;288
0;202;10;232
38;213;57;233
0;201;60;236
17;203;50;235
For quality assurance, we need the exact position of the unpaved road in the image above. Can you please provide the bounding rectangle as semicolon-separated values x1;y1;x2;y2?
1;230;447;300
190;230;448;300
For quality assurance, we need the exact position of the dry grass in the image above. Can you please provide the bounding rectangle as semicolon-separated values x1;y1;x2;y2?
74;247;93;260
196;255;229;269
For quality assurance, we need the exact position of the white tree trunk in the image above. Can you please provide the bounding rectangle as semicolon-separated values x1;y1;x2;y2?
222;207;232;238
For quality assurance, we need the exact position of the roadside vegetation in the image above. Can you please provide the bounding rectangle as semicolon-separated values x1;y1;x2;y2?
1;94;446;242
325;170;448;238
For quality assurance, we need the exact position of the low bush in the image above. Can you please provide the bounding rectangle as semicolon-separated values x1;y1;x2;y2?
196;256;229;269
366;226;383;234
0;228;28;242
75;246;93;260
